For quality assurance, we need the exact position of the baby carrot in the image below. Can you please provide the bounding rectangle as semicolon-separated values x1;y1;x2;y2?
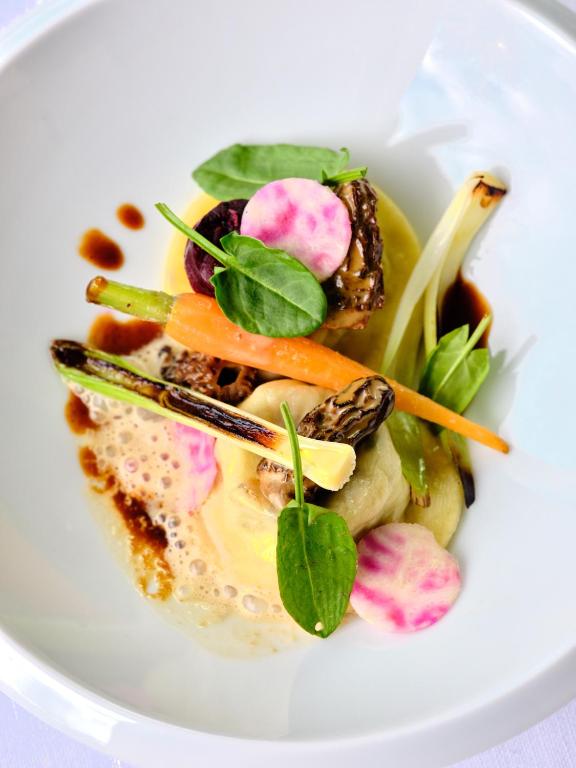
87;278;509;453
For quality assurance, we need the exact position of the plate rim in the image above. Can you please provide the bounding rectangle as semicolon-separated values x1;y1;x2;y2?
0;0;575;765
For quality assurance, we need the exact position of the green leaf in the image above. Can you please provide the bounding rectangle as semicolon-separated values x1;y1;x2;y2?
277;501;358;638
387;410;430;506
156;204;326;338
322;166;368;186
213;232;327;337
419;316;491;414
276;403;357;638
280;401;305;507
192;143;350;200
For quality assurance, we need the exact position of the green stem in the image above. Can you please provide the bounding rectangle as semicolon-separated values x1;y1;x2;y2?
155;203;231;267
323;166;368;186
86;277;175;323
467;314;491;351
280;401;305;508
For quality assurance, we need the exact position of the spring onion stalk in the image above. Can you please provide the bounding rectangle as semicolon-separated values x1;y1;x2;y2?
51;340;355;491
85;276;174;323
382;173;506;371
423;174;506;355
322;166;368;185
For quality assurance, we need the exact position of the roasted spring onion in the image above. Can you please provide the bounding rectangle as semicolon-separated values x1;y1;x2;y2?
50;340;356;492
382;172;506;367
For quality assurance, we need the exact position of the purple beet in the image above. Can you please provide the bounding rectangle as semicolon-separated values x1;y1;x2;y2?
183;199;248;296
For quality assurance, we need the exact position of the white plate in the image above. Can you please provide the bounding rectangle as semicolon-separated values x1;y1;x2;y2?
1;1;575;766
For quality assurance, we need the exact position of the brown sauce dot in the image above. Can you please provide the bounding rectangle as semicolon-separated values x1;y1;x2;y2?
65;393;98;434
78;229;124;270
78;446;100;477
116;203;145;230
440;272;492;348
88;313;162;355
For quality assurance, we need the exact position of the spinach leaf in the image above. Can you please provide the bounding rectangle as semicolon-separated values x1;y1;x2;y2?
276;403;357;638
387;410;430;506
419;316;491;414
156;204;326;338
192;143;350;200
214;233;327;337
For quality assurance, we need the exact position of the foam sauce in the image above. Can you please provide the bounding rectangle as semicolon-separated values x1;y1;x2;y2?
74;337;291;631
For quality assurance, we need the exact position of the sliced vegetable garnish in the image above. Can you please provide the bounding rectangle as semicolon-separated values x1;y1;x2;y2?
351;522;461;632
192;144;350;200
157;203;327;337
276;402;357;638
419;316;491;415
239;178;352;281
50;340;356;492
86;278;510;453
382;173;506;371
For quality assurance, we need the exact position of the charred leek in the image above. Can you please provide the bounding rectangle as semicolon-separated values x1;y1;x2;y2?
50;340;356;492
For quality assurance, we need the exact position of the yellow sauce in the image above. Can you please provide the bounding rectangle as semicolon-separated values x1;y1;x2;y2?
163;192;219;294
80;185;423;645
156;188;421;619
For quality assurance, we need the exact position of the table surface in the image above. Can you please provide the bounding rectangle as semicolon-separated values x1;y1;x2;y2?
1;0;575;766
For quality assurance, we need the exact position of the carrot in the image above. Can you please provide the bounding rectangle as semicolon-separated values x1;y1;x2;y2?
87;277;510;454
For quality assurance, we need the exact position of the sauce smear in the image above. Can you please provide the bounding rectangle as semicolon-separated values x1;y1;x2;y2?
78;229;124;270
440;272;492;348
76;436;173;599
78;446;100;477
112;490;173;599
65;393;98;434
88;313;162;355
117;203;145;230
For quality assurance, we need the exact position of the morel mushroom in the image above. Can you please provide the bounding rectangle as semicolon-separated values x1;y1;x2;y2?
323;179;384;330
257;375;394;510
159;345;259;405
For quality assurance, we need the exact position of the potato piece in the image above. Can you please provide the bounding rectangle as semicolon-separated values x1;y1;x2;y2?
217;380;409;538
327;424;410;537
240;378;332;425
403;427;464;547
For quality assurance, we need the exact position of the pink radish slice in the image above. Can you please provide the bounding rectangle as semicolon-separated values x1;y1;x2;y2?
239;178;352;281
170;423;217;513
351;523;461;632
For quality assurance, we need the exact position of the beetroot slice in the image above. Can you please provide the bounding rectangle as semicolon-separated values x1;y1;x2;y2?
184;199;247;296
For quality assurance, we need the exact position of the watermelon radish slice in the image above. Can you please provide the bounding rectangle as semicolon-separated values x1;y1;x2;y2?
170;422;217;513
351;523;461;632
240;178;352;281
